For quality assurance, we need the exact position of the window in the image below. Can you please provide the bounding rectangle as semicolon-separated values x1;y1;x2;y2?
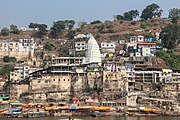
68;79;69;81
53;79;55;81
59;79;60;81
64;79;65;81
38;81;41;83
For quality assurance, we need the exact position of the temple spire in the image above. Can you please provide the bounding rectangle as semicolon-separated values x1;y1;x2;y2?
86;35;101;65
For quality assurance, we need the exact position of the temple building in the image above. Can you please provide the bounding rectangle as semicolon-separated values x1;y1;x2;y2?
86;36;101;65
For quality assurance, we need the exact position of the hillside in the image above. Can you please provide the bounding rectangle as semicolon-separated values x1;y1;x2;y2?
0;18;179;69
75;18;171;42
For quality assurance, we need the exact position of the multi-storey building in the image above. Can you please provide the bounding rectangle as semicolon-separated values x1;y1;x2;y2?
74;41;86;52
100;42;116;53
0;38;35;60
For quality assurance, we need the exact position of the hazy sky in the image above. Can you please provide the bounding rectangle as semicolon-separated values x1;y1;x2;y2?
0;0;180;28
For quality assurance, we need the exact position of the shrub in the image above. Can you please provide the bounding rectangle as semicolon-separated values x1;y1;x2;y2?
140;23;147;29
131;21;137;25
44;43;53;51
107;29;114;33
10;57;16;63
3;56;10;62
120;21;123;24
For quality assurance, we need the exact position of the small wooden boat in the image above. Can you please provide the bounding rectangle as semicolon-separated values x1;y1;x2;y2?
91;111;104;117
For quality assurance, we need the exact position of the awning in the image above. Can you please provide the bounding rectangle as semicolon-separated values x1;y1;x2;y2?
10;102;22;105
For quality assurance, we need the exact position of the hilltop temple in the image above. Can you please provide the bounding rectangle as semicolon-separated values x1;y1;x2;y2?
86;36;101;65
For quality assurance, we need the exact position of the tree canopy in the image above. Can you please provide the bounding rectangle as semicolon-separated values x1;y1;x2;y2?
160;24;180;49
1;28;10;36
49;21;65;38
90;20;102;24
0;64;14;76
156;50;180;69
10;24;20;34
66;30;75;39
49;20;75;38
115;10;139;21
123;10;139;21
141;3;163;20
168;8;180;22
29;23;47;38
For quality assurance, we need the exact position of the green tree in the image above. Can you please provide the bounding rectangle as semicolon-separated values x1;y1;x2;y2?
49;21;66;38
1;28;10;36
3;56;10;62
9;57;17;63
168;8;180;22
64;20;75;30
90;20;102;24
37;24;47;38
29;23;47;38
29;23;38;29
156;51;180;69
0;64;14;76
123;10;139;21
115;15;124;20
66;30;75;39
141;3;163;20
44;43;53;51
10;24;20;34
160;24;180;49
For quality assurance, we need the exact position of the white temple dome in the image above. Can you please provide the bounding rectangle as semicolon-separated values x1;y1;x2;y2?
86;36;101;65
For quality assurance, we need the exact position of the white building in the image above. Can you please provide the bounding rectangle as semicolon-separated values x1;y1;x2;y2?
75;41;86;52
101;42;116;53
86;36;101;65
0;38;35;60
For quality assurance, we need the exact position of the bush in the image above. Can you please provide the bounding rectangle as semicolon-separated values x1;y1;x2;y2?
3;56;10;62
131;21;137;25
107;29;114;33
1;28;10;36
3;56;17;63
0;64;14;76
140;23;147;29
120;21;124;24
90;20;102;24
10;57;16;63
44;43;53;51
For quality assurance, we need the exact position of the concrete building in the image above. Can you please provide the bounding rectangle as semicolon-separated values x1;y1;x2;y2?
0;38;35;60
129;36;138;43
100;42;116;53
10;66;37;81
16;56;88;102
137;36;144;43
74;41;86;52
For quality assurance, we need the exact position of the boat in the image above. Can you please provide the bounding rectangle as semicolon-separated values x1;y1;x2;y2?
91;111;104;117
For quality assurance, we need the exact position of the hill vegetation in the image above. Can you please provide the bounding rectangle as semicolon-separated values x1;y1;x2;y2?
0;3;179;70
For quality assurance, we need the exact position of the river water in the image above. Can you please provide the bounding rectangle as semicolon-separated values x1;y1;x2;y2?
1;116;180;120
